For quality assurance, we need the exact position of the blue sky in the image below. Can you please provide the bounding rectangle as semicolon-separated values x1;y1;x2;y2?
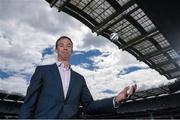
0;70;12;79
0;0;174;99
71;50;102;70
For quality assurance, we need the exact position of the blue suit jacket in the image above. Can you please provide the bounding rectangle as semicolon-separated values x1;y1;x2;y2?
19;63;115;119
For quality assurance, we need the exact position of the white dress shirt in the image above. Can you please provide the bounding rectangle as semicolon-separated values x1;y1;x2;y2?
56;61;71;99
56;61;120;108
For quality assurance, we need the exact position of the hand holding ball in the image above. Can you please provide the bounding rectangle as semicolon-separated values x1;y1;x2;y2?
127;81;137;98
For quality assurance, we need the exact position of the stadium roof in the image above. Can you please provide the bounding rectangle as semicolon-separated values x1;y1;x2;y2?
45;0;180;80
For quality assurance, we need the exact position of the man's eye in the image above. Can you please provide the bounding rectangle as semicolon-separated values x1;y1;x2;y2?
59;44;63;47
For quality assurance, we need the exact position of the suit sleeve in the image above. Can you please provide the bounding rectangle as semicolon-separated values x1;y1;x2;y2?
80;77;116;115
19;66;43;118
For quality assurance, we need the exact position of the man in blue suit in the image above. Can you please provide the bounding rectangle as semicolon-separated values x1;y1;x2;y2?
19;36;137;119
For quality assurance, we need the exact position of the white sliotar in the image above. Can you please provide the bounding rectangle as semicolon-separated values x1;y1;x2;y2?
127;80;136;95
110;33;119;42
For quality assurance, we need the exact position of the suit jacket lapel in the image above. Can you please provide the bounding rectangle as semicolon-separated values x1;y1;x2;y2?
52;63;65;99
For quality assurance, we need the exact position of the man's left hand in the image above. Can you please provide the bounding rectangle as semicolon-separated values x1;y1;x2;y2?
115;84;137;104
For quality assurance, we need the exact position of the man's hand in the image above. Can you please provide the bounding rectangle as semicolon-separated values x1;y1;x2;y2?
115;84;137;104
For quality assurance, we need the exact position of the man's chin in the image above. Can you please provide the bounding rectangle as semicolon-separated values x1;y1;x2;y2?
61;56;70;61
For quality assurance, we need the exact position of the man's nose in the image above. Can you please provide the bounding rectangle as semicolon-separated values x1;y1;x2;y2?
63;47;68;50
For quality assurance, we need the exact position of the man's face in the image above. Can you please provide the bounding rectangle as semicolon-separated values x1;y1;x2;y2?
56;38;73;61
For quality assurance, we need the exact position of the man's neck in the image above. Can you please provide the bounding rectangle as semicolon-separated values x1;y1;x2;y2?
58;58;70;66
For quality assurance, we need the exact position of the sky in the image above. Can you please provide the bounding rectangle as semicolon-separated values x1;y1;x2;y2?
0;0;176;100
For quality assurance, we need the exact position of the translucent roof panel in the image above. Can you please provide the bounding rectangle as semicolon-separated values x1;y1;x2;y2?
108;19;129;32
167;49;180;59
48;0;180;80
153;33;170;48
70;0;91;10
97;14;123;33
170;71;180;77
131;8;145;20
122;3;138;15
133;40;158;55
131;8;156;32
138;16;156;32
83;0;116;23
140;46;158;55
150;54;168;64
109;19;141;42
161;63;176;71
118;24;141;42
116;0;131;6
96;4;138;33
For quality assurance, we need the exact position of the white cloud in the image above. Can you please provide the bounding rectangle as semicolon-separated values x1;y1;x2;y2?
0;0;176;101
72;48;175;100
0;75;28;95
0;0;89;96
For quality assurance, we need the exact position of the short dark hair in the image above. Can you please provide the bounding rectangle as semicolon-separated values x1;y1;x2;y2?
55;36;73;49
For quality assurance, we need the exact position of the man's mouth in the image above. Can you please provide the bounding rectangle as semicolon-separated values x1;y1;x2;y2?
62;52;69;55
